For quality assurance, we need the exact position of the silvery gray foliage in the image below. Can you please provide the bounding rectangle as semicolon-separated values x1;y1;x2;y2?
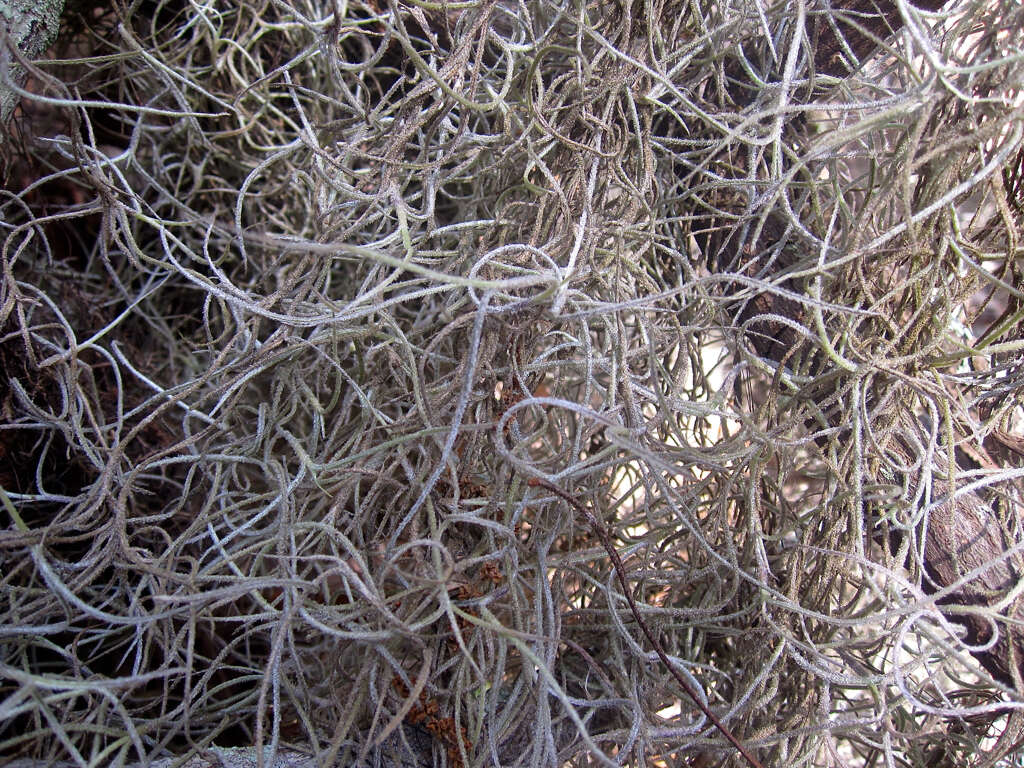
1;1;1023;767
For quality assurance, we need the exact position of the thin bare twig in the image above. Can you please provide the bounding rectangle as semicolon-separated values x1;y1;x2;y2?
528;478;767;768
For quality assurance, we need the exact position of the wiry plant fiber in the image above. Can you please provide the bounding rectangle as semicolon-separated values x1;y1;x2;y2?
1;1;1023;766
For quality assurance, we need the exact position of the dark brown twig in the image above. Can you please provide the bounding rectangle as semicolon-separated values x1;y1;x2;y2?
527;478;767;768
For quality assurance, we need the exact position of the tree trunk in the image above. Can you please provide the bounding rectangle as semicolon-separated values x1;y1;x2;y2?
0;0;65;125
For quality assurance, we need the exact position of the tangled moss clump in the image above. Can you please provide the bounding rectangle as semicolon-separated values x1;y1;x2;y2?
2;1;1023;766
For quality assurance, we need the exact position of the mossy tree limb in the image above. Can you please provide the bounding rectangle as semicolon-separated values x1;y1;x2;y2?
0;0;64;125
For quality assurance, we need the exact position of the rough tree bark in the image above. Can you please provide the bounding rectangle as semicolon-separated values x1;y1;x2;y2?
0;0;64;125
